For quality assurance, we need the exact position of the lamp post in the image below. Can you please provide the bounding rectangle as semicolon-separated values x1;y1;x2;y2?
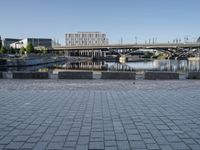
135;36;137;44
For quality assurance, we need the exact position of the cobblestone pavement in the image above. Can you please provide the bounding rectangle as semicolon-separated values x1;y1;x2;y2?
0;79;200;150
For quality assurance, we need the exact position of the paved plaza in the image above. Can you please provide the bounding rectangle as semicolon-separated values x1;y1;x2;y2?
0;79;200;150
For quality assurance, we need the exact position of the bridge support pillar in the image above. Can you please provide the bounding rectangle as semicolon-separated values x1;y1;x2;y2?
65;51;69;56
93;51;96;58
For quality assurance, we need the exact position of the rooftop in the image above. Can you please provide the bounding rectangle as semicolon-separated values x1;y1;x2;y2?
66;32;105;34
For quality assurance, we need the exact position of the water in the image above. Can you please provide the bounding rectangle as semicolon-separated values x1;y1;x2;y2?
106;60;200;72
1;59;200;73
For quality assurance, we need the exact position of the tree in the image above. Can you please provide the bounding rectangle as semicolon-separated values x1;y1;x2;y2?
0;46;7;54
26;43;34;53
9;47;17;54
144;52;153;58
20;47;26;55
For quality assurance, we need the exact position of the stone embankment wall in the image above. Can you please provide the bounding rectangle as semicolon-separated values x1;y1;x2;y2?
5;71;200;80
0;55;66;67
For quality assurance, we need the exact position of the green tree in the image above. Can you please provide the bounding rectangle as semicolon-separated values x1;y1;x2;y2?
9;47;17;54
20;47;26;55
143;52;153;58
26;43;34;53
0;46;7;54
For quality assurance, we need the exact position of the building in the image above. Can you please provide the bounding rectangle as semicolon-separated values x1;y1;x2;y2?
10;38;52;49
2;38;22;48
0;36;2;48
65;32;109;46
197;37;200;43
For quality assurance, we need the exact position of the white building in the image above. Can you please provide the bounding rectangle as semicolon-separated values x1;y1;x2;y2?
10;38;52;49
65;32;109;46
2;38;22;48
197;37;200;43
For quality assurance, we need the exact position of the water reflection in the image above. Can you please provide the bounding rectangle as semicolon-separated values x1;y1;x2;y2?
1;60;200;72
50;60;200;72
188;60;200;71
61;61;106;71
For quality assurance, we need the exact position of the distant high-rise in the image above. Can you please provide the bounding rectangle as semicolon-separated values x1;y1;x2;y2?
65;32;109;46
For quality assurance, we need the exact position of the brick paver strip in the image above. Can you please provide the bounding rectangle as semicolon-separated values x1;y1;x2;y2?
0;80;200;150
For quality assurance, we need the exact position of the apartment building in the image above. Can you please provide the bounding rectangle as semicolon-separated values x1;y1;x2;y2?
65;32;109;46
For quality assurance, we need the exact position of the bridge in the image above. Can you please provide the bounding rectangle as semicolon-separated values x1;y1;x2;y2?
52;43;200;50
51;43;200;59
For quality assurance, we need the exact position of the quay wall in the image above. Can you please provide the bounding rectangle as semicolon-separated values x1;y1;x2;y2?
0;55;66;67
0;71;186;80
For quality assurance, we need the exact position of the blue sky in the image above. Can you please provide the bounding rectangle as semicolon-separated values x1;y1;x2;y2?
0;0;200;45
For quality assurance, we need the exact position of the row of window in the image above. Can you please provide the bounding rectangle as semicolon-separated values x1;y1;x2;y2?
66;34;106;38
66;38;107;41
66;41;107;44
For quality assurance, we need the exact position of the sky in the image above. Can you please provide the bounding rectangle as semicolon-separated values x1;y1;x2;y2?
0;0;200;45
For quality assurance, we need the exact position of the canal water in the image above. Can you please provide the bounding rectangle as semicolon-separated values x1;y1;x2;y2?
1;60;200;73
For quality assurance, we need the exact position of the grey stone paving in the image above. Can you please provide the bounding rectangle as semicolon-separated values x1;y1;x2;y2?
0;80;200;150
